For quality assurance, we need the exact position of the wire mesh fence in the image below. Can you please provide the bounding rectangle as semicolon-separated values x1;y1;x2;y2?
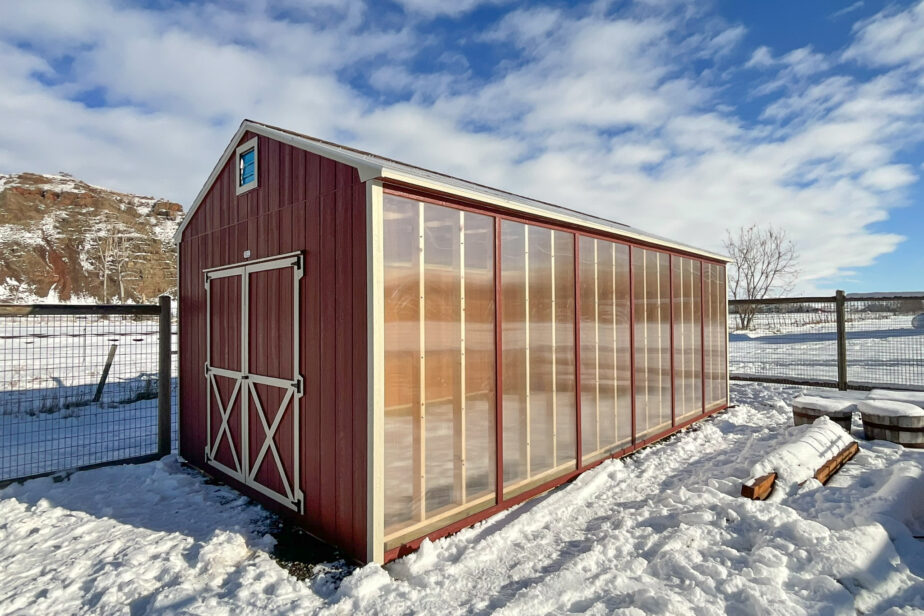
729;292;924;392
0;301;175;484
844;296;924;389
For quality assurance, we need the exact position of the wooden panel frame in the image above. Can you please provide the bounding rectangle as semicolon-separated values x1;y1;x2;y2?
379;184;729;563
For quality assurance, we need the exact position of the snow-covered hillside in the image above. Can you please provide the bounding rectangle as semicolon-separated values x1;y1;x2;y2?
0;382;921;615
0;172;183;303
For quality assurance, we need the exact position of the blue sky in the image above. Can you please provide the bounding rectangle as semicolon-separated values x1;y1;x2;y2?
0;0;922;294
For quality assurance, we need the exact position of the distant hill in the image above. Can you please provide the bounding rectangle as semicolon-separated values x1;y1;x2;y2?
0;172;183;303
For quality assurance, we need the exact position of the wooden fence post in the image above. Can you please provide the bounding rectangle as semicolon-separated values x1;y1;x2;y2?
836;290;847;391
93;344;119;402
158;295;172;457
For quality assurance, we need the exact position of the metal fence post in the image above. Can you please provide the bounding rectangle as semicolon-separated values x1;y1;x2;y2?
158;295;172;456
835;290;847;391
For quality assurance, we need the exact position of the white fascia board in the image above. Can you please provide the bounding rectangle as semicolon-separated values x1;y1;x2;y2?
253;123;383;182
173;121;384;244
378;169;731;263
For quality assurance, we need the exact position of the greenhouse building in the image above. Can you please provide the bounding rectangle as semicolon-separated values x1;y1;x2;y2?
175;119;730;564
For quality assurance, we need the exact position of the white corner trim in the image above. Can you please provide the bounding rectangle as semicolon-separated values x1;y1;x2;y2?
235;137;259;196
175;242;182;459
366;180;385;563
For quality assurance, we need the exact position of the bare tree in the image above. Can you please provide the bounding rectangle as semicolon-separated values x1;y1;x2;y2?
88;216;141;303
114;233;128;302
90;229;115;302
723;225;798;330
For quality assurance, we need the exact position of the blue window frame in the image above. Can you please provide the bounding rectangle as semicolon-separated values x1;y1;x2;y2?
239;148;256;187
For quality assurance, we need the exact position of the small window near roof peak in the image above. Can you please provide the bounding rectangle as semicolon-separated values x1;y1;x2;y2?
236;137;258;195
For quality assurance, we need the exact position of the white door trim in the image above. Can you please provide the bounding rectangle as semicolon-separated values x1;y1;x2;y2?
204;252;305;513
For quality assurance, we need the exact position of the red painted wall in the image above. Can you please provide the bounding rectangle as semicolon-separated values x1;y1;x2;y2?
178;131;368;561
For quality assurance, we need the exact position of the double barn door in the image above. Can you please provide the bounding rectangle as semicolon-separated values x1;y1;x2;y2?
204;252;304;512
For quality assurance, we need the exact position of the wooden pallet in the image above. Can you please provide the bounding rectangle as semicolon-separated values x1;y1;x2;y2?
740;441;859;501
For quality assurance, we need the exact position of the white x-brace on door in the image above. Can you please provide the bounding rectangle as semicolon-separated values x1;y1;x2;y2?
203;252;305;513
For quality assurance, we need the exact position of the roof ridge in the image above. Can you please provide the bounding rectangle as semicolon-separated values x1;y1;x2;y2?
245;119;636;231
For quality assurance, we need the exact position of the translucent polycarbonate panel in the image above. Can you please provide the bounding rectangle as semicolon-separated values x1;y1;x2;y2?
660;254;671;426
502;221;576;495
646;249;662;435
704;263;728;411
716;265;727;405
423;204;462;514
716;265;724;406
632;248;647;438
579;237;599;460
704;264;716;409
527;228;555;475
671;257;684;417
383;194;421;530
596;242;616;451
614;245;632;446
552;231;577;469
501;221;527;487
463;213;496;501
633;247;672;439
672;256;703;421
579;237;632;464
690;261;702;414
383;194;496;538
655;251;672;431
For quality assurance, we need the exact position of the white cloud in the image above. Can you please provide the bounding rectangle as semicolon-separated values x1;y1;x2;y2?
760;75;854;121
392;0;511;18
843;0;924;69
746;45;832;96
698;24;747;58
481;6;562;46
859;165;918;191
746;46;775;69
0;0;921;294
831;1;864;19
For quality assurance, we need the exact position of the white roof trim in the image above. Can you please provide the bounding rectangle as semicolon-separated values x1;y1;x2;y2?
175;120;730;262
378;169;729;262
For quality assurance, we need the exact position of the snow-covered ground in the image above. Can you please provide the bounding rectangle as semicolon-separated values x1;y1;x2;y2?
0;317;168;412
0;316;178;482
730;314;924;389
1;381;922;615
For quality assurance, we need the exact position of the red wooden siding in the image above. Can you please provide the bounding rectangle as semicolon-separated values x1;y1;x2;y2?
178;131;368;561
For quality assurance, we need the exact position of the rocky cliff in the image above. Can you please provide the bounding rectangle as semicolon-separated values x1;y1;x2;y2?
0;172;183;303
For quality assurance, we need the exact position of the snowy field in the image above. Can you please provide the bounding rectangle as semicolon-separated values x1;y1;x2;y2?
1;381;922;615
730;314;924;389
